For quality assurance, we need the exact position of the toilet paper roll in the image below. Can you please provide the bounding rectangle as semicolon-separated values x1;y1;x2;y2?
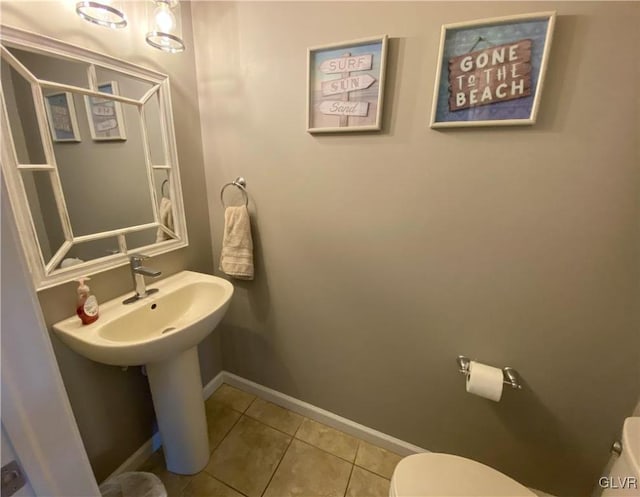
466;361;503;402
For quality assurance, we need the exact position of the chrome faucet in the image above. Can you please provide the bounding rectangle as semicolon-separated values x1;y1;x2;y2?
123;254;161;304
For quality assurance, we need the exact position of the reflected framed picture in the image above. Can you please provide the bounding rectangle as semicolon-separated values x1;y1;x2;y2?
430;12;556;128
84;81;127;141
307;35;388;133
44;92;81;142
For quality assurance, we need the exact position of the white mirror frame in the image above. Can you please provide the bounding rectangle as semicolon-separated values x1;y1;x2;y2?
0;26;188;290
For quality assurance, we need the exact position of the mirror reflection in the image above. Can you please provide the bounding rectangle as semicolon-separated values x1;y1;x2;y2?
1;56;44;163
153;170;175;240
0;27;187;288
143;92;167;165
46;94;155;236
95;66;156;101
20;170;65;263
7;47;90;89
59;237;121;269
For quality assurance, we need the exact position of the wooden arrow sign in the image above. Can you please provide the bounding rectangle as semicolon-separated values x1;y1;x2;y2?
321;74;376;96
319;100;369;117
319;54;373;74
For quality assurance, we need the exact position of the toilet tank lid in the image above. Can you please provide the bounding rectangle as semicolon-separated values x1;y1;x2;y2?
391;453;536;497
623;417;640;474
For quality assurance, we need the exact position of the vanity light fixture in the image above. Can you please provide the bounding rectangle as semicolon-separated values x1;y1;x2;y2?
75;1;127;29
145;0;185;53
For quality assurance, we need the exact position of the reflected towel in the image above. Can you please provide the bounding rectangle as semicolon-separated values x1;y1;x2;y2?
60;257;84;268
156;197;174;242
220;205;254;280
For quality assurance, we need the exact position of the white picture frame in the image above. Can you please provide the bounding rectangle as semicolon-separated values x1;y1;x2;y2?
84;81;127;140
430;12;556;128
44;92;81;142
307;35;388;133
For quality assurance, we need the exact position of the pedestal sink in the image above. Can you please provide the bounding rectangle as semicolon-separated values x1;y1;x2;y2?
53;271;234;474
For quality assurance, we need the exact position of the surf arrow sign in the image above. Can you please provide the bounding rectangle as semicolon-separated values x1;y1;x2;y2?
319;54;373;74
321;74;376;97
319;100;369;117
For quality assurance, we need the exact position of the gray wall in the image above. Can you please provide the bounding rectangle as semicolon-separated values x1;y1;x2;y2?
192;2;640;495
1;1;221;482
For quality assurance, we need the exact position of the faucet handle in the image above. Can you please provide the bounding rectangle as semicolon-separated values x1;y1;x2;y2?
128;253;149;267
128;253;148;261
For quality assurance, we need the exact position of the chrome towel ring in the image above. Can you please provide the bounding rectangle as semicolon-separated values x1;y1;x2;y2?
220;177;248;207
161;179;169;198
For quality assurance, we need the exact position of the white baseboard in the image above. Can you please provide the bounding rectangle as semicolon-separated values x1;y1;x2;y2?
102;431;161;484
203;370;225;399
220;371;427;457
107;369;426;483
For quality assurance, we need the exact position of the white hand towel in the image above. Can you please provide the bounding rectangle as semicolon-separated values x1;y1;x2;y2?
220;205;254;280
156;197;174;242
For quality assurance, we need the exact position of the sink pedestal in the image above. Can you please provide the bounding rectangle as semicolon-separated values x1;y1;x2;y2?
146;346;209;474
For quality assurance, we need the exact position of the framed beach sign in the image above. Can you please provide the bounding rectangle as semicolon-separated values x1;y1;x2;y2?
44;92;81;142
430;12;556;128
307;35;388;133
84;81;126;141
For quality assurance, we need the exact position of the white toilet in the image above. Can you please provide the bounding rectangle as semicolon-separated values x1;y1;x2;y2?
390;417;640;497
602;417;640;497
389;453;536;497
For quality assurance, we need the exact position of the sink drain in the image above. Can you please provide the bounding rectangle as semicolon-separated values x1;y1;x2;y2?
161;327;177;334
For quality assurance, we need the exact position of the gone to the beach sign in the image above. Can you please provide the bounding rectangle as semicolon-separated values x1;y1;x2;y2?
431;12;555;127
448;39;532;111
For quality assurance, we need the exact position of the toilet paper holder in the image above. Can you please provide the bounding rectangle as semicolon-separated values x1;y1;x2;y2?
456;355;523;390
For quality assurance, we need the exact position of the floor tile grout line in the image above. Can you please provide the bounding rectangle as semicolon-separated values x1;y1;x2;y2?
243;411;303;438
353;463;392;482
207;398;249;416
293;438;359;468
241;395;256;413
295;418;362;453
201;466;250;497
202;470;251;497
292;417;303;438
343;461;356;497
259;429;295;497
239;409;303;439
344;440;360;497
177;474;193;496
293;432;358;465
212;383;256;414
208;409;245;455
246;394;259;411
178;477;194;497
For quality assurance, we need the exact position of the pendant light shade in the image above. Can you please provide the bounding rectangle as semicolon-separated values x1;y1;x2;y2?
76;1;127;29
146;0;185;53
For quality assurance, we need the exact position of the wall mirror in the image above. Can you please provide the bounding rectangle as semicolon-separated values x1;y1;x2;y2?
0;26;188;290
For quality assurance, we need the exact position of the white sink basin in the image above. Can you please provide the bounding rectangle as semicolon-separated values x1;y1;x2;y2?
53;270;233;366
53;270;234;475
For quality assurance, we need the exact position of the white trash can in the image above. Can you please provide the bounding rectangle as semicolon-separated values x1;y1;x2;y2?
99;472;167;497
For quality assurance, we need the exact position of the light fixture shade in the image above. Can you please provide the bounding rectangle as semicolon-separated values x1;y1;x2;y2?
76;1;127;29
146;0;185;53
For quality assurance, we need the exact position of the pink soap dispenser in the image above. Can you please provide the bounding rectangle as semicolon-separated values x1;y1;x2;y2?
76;277;99;325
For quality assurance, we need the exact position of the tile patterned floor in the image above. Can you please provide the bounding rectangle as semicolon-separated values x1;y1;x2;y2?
139;384;402;497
